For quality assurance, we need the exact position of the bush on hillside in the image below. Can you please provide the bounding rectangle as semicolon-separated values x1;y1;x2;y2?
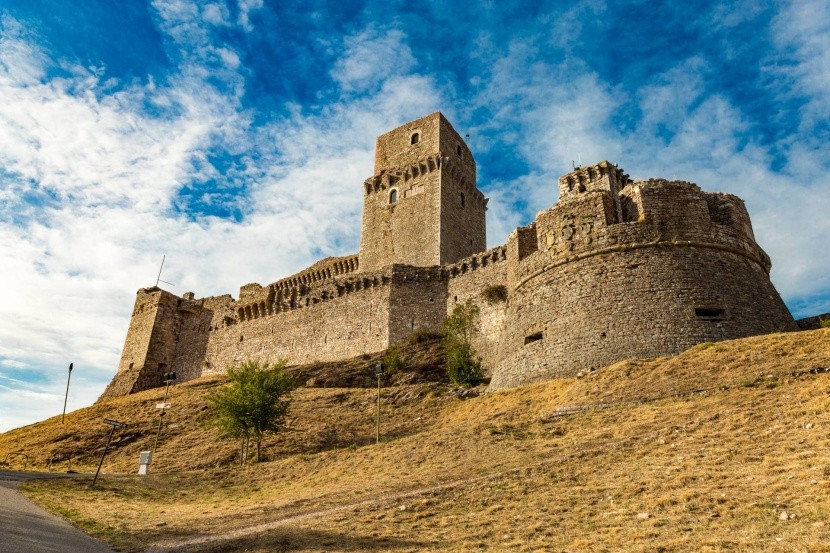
207;359;294;464
382;343;406;373
441;299;483;387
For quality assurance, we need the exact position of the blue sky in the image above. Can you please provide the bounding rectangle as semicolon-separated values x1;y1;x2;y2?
0;0;828;432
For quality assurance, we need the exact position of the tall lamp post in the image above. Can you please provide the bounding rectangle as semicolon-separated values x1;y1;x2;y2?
62;363;73;424
375;363;384;444
152;371;176;454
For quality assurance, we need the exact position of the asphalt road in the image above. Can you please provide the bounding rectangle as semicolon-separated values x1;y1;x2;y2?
0;470;115;553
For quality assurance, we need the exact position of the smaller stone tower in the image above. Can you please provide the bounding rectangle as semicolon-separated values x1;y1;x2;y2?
358;113;487;271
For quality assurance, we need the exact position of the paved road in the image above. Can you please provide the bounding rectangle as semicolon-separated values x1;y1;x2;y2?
0;470;115;553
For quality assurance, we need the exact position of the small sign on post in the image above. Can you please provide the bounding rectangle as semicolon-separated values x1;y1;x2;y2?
138;450;152;475
89;418;128;488
155;402;171;409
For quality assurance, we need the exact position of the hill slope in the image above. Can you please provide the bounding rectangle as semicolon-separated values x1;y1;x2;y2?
3;329;830;552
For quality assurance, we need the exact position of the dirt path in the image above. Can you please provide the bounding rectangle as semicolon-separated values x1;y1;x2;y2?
142;470;504;553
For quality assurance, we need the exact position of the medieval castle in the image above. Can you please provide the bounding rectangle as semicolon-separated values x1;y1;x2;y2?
101;112;797;399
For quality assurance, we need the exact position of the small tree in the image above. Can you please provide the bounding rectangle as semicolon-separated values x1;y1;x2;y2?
441;299;483;386
207;360;294;464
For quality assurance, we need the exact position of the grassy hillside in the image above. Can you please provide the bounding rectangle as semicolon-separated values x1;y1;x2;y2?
4;329;830;552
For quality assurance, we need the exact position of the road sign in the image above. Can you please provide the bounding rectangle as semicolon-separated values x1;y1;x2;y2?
103;418;127;428
156;402;171;409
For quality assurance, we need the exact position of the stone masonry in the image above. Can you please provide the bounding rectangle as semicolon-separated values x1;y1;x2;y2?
100;113;796;399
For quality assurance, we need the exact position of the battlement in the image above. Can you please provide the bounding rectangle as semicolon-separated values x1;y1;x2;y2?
558;160;631;199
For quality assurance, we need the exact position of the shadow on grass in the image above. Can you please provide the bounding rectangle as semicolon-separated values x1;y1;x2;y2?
176;526;432;552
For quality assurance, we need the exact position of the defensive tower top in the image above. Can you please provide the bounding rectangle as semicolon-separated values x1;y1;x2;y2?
359;113;487;271
373;112;475;177
557;160;631;200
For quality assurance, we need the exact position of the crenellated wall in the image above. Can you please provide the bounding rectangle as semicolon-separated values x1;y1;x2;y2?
487;163;796;390
102;114;797;400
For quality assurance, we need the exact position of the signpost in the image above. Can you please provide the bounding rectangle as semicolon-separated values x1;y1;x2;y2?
61;363;73;424
375;363;384;444
90;418;127;488
152;372;176;456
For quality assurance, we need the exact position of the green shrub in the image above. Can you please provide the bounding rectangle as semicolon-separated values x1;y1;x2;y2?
382;343;406;373
481;284;508;304
406;330;442;344
441;299;483;387
207;360;294;464
820;318;830;329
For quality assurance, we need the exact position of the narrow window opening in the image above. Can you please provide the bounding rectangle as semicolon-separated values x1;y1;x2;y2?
239;335;244;342
460;192;465;207
524;331;543;345
694;307;727;320
389;189;398;204
456;144;462;156
128;362;134;370
411;132;419;145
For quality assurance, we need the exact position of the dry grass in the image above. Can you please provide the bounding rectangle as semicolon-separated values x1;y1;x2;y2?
5;329;830;552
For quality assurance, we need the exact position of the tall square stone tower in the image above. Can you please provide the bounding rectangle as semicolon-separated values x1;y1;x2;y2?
358;112;487;271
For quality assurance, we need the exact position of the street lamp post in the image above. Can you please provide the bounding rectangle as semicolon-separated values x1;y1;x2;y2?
62;363;73;424
152;371;176;455
375;363;384;444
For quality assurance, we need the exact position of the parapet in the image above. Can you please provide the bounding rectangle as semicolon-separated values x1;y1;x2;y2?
558;160;631;200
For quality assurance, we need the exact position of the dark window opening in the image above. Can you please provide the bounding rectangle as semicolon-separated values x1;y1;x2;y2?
695;307;727;320
239;335;244;342
456;144;462;156
460;192;465;207
389;189;398;204
128;362;134;370
411;132;419;145
524;331;543;345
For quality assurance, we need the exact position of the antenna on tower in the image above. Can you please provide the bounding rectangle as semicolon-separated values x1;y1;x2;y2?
465;133;470;141
155;255;176;288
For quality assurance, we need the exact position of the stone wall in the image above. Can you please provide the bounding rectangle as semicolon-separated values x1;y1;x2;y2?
201;272;393;374
100;288;182;399
487;162;797;390
446;246;509;376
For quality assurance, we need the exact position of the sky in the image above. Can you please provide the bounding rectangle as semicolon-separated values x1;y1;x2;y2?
0;0;828;432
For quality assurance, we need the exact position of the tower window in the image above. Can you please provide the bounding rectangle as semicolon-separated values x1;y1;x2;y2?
411;133;420;145
460;192;465;207
389;189;398;204
456;144;462;156
694;306;727;320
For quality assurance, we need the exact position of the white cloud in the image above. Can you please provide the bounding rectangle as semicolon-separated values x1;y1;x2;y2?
331;28;418;93
0;14;450;431
770;0;830;135
237;0;264;31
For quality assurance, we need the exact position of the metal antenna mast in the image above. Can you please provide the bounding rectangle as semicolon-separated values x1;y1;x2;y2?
155;255;175;288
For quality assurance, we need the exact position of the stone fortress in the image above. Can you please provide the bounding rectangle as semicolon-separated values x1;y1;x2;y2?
101;112;797;399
